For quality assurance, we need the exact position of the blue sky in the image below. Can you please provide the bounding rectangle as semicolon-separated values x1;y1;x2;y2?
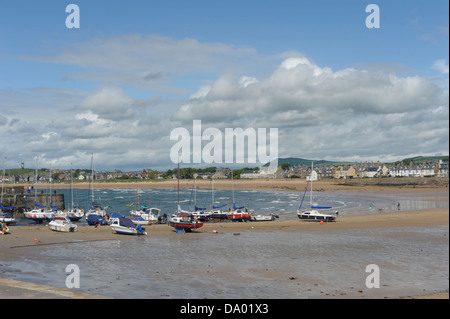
0;0;448;171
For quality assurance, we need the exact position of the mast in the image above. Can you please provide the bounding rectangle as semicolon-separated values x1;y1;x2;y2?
70;163;74;210
310;162;313;209
1;157;5;208
177;158;180;209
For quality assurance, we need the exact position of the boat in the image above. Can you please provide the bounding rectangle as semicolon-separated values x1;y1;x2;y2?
0;209;16;225
168;206;204;232
227;171;252;222
297;162;336;222
66;207;84;221
1;221;10;234
66;164;84;221
129;192;161;225
131;207;161;225
48;216;78;232
168;161;203;233
85;154;109;225
209;176;228;221
24;160;55;223
110;216;147;235
1;158;17;224
227;206;252;222
250;213;279;221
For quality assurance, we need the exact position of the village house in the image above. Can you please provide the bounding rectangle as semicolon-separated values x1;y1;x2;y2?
333;165;357;179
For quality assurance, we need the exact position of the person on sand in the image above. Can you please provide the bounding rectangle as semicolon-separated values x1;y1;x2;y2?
397;202;401;210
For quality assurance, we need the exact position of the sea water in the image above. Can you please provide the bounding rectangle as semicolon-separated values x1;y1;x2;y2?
29;187;449;222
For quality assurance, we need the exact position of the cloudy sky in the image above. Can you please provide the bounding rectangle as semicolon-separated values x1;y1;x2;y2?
0;0;448;171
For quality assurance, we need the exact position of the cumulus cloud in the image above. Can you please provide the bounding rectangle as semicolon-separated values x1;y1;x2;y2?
173;57;444;126
172;56;448;162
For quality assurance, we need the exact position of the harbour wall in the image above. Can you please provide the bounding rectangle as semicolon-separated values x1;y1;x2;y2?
1;186;65;215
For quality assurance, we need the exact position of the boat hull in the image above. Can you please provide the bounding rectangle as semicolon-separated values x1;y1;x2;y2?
168;218;203;231
48;220;78;232
111;226;146;235
297;210;336;222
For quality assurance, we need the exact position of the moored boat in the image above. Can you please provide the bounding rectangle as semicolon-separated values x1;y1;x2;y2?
48;216;78;232
110;216;147;235
168;207;204;232
250;213;279;221
297;162;336;222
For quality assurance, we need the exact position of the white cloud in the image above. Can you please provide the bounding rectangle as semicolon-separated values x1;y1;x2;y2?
432;59;449;74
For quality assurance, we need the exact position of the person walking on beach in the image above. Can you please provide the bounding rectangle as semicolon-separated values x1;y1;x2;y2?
397;202;401;210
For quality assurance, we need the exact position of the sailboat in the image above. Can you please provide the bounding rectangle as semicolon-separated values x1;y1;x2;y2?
209;176;228;221
0;157;17;225
24;159;55;223
190;179;211;222
297;162;336;222
167;161;203;233
227;170;252;222
130;192;160;225
66;164;84;221
85;154;109;225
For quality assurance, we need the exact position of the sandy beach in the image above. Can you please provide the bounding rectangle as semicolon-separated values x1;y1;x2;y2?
1;180;448;299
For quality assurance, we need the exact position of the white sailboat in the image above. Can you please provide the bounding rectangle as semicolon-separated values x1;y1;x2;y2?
297;162;336;222
85;154;109;225
66;164;84;221
24;159;55;222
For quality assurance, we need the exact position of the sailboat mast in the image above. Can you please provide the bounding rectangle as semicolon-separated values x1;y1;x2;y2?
1;157;5;206
177;159;180;207
310;162;313;209
70;163;74;210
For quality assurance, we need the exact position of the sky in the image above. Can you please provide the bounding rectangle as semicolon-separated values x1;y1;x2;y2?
0;0;448;171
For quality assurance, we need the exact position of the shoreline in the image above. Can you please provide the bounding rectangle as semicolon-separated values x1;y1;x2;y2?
15;178;449;194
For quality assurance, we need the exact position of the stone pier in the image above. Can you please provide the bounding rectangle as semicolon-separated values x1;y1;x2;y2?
1;186;65;215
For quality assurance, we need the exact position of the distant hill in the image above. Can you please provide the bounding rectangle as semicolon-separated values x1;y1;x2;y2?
399;155;448;164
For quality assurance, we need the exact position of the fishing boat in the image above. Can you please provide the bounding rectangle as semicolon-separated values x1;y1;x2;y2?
48;216;78;232
297;162;336;222
110;216;147;235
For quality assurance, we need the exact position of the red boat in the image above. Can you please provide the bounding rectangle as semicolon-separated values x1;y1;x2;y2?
168;207;204;232
227;209;252;222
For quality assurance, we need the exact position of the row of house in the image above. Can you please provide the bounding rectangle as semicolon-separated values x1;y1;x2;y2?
284;160;449;179
3;160;448;183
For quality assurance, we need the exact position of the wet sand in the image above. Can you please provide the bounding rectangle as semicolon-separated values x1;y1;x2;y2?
1;207;448;299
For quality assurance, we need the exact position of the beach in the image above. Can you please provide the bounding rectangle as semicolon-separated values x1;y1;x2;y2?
0;180;448;299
